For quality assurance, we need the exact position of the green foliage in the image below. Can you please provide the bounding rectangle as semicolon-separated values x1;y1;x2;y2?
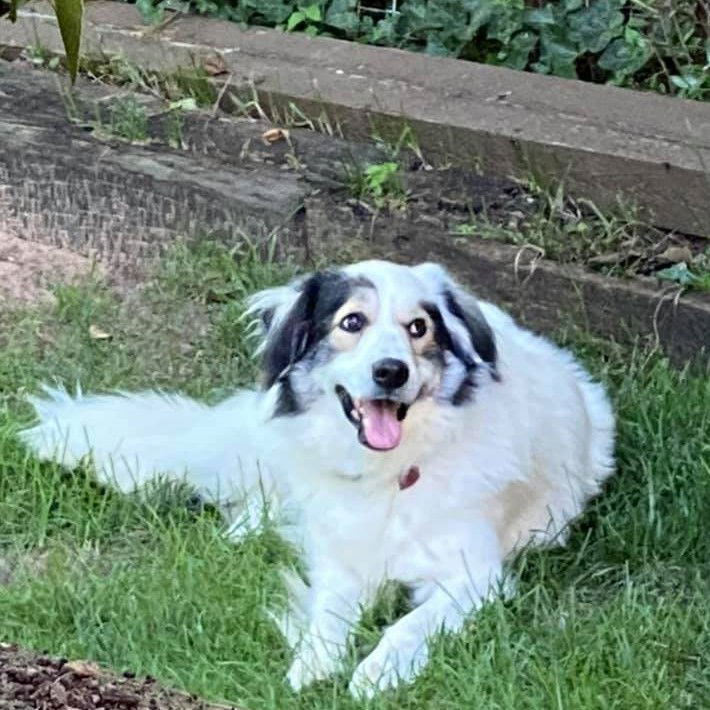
349;161;407;209
129;0;710;99
107;97;149;142
286;3;322;34
657;260;710;291
2;0;83;82
54;0;83;81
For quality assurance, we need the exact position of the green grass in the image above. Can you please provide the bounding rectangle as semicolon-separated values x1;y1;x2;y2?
0;239;709;708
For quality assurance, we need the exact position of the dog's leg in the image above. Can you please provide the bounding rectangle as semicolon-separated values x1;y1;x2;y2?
348;523;504;698
221;492;274;542
286;570;369;691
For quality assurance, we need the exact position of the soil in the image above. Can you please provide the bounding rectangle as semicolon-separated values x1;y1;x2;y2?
0;644;241;710
0;230;101;306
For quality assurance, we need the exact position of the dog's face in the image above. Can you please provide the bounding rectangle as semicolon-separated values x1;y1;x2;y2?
248;260;497;452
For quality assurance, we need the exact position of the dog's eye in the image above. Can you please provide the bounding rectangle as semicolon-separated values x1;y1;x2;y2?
340;312;366;333
407;318;427;339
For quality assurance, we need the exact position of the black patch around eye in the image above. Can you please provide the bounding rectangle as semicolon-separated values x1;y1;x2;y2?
262;271;352;399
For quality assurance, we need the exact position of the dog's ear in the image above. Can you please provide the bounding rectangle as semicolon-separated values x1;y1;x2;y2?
412;262;497;373
247;271;349;387
247;279;305;348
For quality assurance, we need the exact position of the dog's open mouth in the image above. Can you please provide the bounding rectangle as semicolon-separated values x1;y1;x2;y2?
335;385;408;451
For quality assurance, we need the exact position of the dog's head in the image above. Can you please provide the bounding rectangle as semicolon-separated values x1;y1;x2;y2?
247;260;498;452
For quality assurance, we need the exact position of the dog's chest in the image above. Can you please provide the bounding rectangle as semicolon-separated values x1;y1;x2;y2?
303;474;466;585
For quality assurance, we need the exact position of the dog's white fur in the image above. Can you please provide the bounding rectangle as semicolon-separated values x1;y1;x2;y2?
20;260;615;697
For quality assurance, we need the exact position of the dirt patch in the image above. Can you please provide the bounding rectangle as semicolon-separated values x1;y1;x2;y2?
0;644;241;709
0;231;101;305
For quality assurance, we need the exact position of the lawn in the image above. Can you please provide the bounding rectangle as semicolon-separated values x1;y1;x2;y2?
0;240;708;709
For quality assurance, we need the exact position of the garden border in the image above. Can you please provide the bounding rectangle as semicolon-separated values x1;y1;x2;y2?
1;0;710;239
1;60;708;366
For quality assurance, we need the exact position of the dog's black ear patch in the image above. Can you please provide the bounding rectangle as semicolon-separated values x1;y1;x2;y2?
422;289;498;406
443;289;497;369
262;271;350;389
422;294;496;371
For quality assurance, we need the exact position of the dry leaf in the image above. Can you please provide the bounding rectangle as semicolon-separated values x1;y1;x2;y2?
89;325;112;340
261;128;289;145
62;660;101;677
657;245;693;264
203;54;228;76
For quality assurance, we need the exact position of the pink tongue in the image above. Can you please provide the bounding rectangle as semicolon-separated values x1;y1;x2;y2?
360;400;402;450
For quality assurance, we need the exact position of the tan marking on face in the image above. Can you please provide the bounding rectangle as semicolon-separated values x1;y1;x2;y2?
329;289;377;351
403;310;435;355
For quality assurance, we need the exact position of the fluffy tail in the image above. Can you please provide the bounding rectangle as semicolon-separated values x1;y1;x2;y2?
20;386;227;494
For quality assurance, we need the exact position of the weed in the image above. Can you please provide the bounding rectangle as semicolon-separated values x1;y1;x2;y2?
164;98;199;149
25;44;60;70
107;97;149;143
657;252;710;291
81;55;219;110
348;161;407;209
451;179;709;286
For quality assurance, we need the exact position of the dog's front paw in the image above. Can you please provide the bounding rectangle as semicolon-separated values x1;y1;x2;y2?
348;643;427;699
286;644;341;691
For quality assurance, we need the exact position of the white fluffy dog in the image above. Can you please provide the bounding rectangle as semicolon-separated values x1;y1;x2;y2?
20;260;615;698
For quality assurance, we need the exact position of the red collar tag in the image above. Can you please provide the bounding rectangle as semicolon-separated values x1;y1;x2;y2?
399;466;421;491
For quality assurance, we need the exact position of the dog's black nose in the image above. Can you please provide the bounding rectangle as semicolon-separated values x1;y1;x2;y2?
372;358;409;390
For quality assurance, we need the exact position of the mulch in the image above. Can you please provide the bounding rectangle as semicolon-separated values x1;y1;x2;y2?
0;643;242;710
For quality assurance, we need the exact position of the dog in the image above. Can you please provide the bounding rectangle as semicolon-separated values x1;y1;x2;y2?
20;259;615;698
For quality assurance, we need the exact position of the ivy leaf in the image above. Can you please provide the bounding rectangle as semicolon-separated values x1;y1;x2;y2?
302;3;321;22
325;0;359;34
670;73;703;91
486;2;525;44
286;9;305;30
657;262;697;286
566;0;625;53
538;26;578;78
599;29;652;75
425;34;451;56
464;0;495;34
500;30;537;70
369;15;397;46
523;6;555;30
55;0;83;83
135;0;164;24
253;0;294;25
